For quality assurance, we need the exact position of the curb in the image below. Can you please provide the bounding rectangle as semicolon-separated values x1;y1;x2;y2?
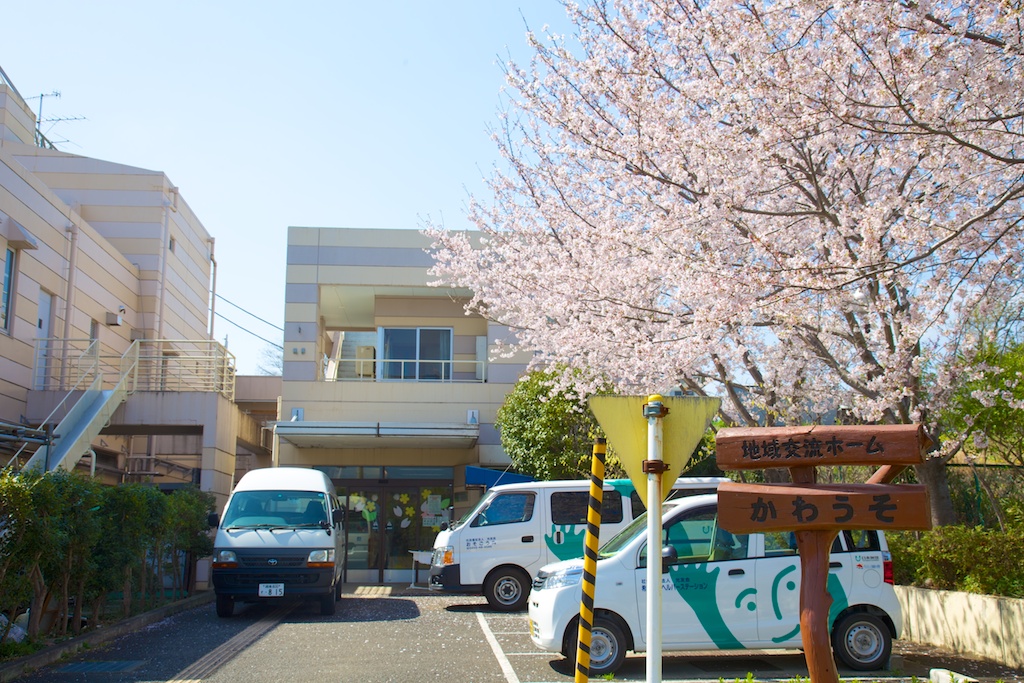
0;591;214;683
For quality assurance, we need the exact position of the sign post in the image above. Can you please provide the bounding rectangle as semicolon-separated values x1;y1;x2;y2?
574;438;607;683
715;424;933;683
589;394;720;683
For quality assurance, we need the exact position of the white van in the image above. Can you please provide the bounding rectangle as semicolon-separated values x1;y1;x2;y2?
528;494;902;676
208;467;345;617
429;476;728;611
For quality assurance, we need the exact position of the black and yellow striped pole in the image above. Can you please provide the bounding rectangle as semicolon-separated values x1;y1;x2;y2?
574;437;606;683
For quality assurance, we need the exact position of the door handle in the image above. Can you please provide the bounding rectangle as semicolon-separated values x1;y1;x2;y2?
522;536;534;543
829;561;843;569
728;568;745;576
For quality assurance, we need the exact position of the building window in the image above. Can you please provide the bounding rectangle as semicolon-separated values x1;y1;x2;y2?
379;327;452;380
1;248;14;332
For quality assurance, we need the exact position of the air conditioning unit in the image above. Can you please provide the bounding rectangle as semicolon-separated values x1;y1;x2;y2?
106;312;123;326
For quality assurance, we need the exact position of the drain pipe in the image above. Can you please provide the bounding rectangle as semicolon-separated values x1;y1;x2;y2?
207;237;217;337
59;220;80;389
155;187;178;342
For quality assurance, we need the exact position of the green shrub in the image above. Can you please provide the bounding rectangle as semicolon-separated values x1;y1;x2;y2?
889;525;1024;598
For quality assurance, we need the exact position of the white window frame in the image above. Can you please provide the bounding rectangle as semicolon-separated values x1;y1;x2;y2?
1;248;15;333
377;327;453;381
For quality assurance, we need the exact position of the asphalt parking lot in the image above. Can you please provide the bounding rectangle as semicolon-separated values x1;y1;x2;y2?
5;586;1023;683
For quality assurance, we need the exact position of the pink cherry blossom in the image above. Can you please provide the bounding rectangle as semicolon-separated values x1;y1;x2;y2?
425;0;1022;467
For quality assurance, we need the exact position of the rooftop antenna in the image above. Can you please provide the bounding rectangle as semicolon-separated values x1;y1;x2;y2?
32;90;85;149
36;90;60;134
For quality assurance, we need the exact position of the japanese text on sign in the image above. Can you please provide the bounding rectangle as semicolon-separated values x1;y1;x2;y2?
715;424;928;469
748;492;898;525
716;482;931;534
739;435;884;463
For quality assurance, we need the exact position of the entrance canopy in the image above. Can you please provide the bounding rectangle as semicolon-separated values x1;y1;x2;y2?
275;421;478;449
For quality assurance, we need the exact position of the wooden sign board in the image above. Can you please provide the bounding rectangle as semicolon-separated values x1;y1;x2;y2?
716;424;929;470
717;481;931;534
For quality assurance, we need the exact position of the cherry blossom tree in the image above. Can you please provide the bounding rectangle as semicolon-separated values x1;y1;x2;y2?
426;0;1023;524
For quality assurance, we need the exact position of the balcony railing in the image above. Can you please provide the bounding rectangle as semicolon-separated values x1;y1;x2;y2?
33;338;236;399
325;357;486;383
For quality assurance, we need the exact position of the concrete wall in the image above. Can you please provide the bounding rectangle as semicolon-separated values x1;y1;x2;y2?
896;585;1024;668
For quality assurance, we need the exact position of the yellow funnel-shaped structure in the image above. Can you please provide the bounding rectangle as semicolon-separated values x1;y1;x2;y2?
590;395;721;509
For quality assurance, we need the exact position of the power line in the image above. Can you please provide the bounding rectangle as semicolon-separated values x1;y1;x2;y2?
214;293;283;331
214;311;283;349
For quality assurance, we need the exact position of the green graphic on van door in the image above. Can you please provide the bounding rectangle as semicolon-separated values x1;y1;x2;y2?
764;564;850;643
660;518;852;648
667;562;745;648
544;525;587;561
665;560;851;648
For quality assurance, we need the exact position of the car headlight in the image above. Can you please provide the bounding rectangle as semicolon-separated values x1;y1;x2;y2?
212;550;237;568
538;566;583;591
435;545;454;566
307;549;336;567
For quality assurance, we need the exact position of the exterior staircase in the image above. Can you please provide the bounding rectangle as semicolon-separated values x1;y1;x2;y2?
22;341;139;472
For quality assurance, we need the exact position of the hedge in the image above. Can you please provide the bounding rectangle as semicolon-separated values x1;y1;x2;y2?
0;468;213;650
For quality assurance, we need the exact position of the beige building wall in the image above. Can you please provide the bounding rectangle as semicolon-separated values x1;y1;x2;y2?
7;148;214;342
0;143;140;419
0;77;262;502
278;226;531;472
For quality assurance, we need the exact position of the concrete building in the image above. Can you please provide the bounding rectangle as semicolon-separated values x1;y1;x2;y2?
0;66;272;502
276;226;530;583
2;62;531;585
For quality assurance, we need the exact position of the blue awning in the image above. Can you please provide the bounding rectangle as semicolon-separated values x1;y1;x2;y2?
465;466;534;488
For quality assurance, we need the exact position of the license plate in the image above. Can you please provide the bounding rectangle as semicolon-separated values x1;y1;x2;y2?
259;583;285;597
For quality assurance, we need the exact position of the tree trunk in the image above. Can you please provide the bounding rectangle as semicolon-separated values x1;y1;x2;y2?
90;594;106;628
57;569;70;637
27;564;49;638
915;456;957;527
122;568;132;618
73;576;86;635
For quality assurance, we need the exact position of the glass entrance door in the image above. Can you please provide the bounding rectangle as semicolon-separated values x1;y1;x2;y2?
342;485;451;583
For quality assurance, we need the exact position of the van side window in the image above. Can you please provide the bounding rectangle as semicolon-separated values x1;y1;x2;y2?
551;491;623;525
471;492;535;527
842;529;880;552
764;531;797;556
763;531;845;555
708;523;750;562
640;506;717;567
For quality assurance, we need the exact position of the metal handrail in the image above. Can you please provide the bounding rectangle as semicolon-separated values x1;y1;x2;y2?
32;337;236;400
35;339;103;429
325;356;486;383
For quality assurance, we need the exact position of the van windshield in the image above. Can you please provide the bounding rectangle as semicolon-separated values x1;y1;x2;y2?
222;491;328;528
597;501;676;559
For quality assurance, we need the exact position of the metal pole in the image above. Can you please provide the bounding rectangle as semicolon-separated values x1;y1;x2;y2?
643;395;668;683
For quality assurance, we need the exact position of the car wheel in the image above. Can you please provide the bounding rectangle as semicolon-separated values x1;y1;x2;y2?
585;617;628;677
215;594;234;618
484;567;530;611
832;613;891;670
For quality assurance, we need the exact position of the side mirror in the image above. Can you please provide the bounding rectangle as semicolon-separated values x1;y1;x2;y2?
208;513;220;528
440;521;449;531
332;508;344;526
661;545;678;573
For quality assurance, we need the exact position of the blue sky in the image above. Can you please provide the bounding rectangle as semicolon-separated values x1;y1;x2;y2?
1;1;571;373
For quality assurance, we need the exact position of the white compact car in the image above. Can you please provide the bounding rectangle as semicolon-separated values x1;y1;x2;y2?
528;494;901;676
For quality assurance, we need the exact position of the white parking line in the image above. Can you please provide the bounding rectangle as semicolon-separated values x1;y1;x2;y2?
477;612;521;683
